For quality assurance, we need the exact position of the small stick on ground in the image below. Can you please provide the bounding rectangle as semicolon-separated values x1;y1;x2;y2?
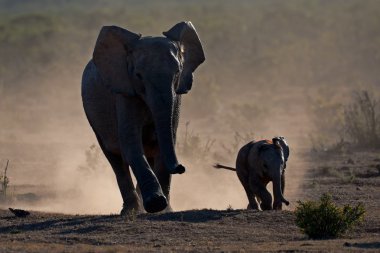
2;160;9;199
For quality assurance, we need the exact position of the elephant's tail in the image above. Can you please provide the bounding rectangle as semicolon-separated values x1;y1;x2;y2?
213;163;236;171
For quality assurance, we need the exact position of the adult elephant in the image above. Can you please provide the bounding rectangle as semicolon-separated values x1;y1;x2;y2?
81;21;205;214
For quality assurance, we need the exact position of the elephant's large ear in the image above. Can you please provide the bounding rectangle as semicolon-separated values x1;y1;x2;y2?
93;26;141;95
273;137;290;161
163;21;205;94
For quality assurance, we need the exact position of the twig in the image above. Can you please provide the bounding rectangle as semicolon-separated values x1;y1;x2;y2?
3;160;9;199
4;160;9;178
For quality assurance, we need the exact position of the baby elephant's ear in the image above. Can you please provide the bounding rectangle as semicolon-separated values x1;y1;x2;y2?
272;138;282;149
93;26;141;95
163;21;205;94
273;137;290;161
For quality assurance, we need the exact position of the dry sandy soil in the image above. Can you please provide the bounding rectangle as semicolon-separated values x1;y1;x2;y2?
0;151;379;252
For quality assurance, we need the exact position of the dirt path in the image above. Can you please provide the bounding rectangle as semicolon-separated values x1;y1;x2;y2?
0;209;378;253
1;151;379;252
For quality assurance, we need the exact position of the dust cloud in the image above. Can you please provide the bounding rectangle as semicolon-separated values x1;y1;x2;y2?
1;0;379;214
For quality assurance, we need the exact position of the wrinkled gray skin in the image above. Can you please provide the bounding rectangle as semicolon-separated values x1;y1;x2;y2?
81;22;205;214
215;137;290;210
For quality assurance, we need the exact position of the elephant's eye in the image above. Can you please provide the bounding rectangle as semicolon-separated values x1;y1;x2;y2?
136;72;143;81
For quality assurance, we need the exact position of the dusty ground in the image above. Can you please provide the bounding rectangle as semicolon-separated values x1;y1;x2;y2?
0;151;379;252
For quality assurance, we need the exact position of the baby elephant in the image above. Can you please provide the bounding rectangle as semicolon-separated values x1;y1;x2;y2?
214;137;290;210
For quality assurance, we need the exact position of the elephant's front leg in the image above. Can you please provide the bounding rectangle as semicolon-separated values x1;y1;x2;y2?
116;96;167;213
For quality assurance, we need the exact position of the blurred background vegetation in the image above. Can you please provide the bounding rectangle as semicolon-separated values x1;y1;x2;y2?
1;0;380;90
1;0;379;134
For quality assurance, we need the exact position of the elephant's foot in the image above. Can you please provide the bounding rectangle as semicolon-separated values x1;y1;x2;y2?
273;201;284;210
143;193;167;213
139;178;168;213
160;204;173;213
247;203;259;210
168;164;186;174
120;192;143;216
120;203;142;216
260;202;272;211
273;198;289;210
273;201;289;210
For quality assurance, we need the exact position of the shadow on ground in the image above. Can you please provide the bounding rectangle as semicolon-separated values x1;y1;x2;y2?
142;209;245;222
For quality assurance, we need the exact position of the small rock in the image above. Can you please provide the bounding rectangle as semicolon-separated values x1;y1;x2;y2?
9;208;30;218
344;242;352;247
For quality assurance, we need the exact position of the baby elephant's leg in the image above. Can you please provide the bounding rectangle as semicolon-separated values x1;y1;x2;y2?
242;178;259;209
246;188;259;210
237;169;259;209
251;178;272;210
258;187;272;210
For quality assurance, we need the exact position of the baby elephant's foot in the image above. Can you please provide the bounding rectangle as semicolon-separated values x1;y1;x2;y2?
260;203;272;211
273;201;283;210
247;203;259;210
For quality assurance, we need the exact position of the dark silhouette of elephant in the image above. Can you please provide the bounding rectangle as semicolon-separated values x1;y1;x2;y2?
214;137;290;210
82;21;205;214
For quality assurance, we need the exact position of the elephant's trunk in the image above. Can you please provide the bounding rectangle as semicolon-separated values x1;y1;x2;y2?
147;89;185;175
272;172;289;210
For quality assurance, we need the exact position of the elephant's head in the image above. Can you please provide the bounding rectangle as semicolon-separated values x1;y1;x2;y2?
258;137;290;209
92;22;205;174
274;136;289;163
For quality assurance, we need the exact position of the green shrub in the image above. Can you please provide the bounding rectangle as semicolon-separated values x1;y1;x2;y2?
295;194;365;239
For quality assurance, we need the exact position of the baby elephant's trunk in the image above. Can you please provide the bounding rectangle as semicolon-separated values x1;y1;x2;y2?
273;174;289;210
273;193;289;210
